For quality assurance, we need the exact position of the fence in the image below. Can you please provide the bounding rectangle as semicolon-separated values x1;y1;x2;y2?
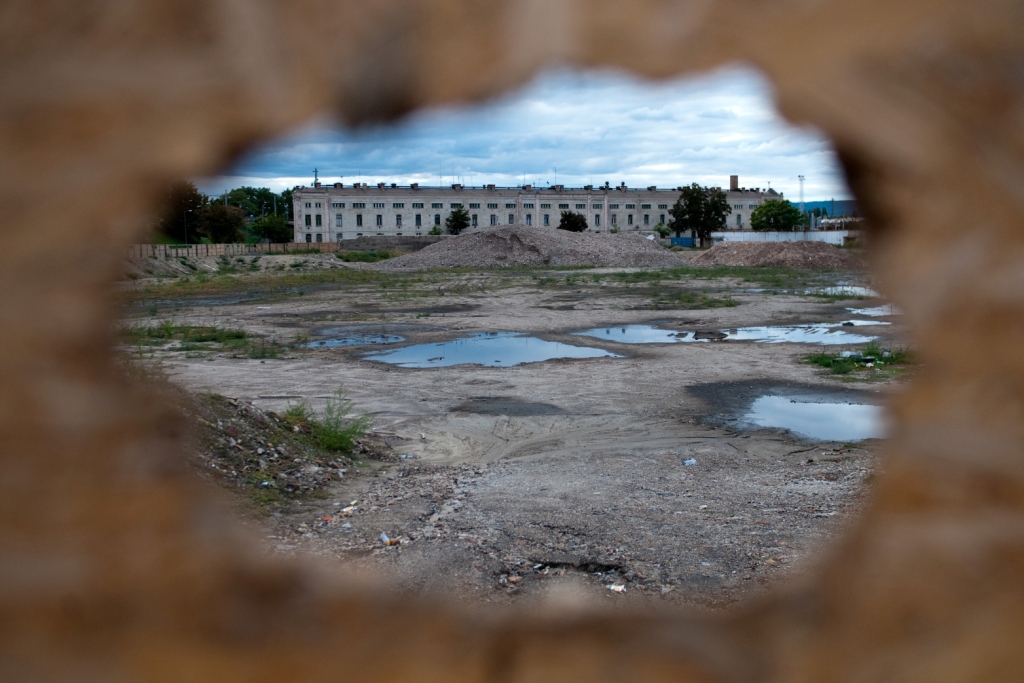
709;230;860;246
128;236;445;259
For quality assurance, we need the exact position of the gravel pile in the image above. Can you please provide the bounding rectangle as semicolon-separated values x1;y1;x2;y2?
692;241;865;269
375;225;685;270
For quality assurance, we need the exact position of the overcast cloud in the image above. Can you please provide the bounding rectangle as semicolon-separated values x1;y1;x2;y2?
200;66;849;201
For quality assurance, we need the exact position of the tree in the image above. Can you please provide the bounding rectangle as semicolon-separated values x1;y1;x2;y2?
750;199;804;232
445;207;471;235
249;214;291;243
199;204;246;243
153;181;208;243
557;211;588;233
668;183;731;242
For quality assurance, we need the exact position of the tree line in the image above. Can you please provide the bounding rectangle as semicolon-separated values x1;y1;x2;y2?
152;181;293;244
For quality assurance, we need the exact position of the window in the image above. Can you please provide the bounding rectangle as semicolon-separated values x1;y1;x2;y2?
396;214;402;226
432;203;443;209
472;214;478;226
415;214;422;227
376;215;382;226
594;214;601;227
543;214;550;226
393;203;404;208
434;214;441;225
338;235;344;242
592;203;603;209
356;214;363;227
487;203;498;209
737;214;743;226
576;203;586;209
734;204;743;209
558;203;569;209
644;214;650;226
625;204;636;209
490;214;497;225
641;204;652;210
335;214;343;227
332;202;345;208
450;203;463;209
305;233;312;243
304;202;311;208
316;233;322;242
304;215;311;227
352;202;366;209
658;204;668;209
526;214;532;226
412;202;424;209
540;203;551;209
356;233;363;236
315;202;321;208
660;214;665;224
628;215;633;225
609;203;620;209
469;203;480;209
524;203;535;209
508;214;514;224
373;202;385;209
749;204;757;209
315;215;322;227
611;214;617;225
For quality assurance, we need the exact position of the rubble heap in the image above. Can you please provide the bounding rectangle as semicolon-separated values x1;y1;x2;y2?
692;241;865;269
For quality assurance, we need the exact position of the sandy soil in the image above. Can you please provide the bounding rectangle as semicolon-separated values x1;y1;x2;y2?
125;265;908;608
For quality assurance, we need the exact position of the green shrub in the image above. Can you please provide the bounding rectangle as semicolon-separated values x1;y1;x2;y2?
337;250;395;263
283;390;371;453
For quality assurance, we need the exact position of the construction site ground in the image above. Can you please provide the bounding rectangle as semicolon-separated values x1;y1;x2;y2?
120;254;908;610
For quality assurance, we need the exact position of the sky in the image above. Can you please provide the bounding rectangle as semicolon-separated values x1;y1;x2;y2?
199;66;850;202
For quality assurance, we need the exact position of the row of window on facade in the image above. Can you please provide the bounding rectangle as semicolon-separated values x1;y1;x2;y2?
305;211;673;229
304;201;674;211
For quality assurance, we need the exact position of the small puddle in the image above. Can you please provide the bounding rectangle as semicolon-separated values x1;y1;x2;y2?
811;286;880;297
743;395;884;441
305;334;405;348
721;320;888;345
364;332;621;368
573;325;689;344
848;305;900;317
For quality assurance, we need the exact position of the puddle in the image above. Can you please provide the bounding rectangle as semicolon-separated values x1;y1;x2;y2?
305;334;405;348
848;305;900;317
743;395;884;441
811;286;880;298
573;325;690;344
364;332;621;368
720;320;888;345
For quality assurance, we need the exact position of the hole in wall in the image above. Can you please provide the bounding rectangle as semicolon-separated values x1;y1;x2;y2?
122;66;896;609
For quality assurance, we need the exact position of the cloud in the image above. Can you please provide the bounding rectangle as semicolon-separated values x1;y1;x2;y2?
199;66;850;201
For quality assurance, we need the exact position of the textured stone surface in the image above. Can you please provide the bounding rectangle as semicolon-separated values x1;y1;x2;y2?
3;0;1024;680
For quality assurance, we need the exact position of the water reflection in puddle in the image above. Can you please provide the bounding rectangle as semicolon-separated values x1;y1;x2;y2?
364;332;621;368
848;305;900;317
305;334;405;348
722;320;888;345
574;325;689;344
812;286;880;297
743;395;884;441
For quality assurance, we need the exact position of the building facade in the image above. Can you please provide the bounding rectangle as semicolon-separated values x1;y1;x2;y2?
292;176;780;243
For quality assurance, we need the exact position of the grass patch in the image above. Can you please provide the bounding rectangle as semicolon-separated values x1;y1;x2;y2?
283;389;371;453
337;249;396;263
805;342;914;377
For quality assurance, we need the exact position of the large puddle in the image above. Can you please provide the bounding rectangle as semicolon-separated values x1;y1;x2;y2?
721;320;888;345
743;395;884;441
364;332;621;368
574;325;690;344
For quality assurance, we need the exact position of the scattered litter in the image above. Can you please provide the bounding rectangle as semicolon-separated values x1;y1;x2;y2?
607;584;627;593
379;532;390;545
699;504;709;510
683;458;697;467
399;453;418;459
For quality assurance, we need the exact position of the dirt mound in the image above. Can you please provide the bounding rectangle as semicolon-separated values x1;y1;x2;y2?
375;225;685;270
692;241;865;269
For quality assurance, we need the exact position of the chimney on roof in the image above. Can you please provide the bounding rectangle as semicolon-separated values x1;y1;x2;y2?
730;175;739;191
584;184;593;191
391;183;397;188
377;182;386;189
452;183;463;190
523;184;532;191
410;183;419;190
486;184;496;191
314;182;321;188
334;182;343;188
648;186;657;191
552;184;564;191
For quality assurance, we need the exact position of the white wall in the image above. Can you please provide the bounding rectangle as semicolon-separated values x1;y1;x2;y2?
709;230;857;246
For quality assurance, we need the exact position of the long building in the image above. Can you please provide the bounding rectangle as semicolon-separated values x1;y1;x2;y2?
292;176;780;243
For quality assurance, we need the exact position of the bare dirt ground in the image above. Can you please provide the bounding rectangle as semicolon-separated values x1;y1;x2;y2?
120;259;909;609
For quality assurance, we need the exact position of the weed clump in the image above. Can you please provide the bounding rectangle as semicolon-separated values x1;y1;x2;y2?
337;250;396;263
284;389;371;453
